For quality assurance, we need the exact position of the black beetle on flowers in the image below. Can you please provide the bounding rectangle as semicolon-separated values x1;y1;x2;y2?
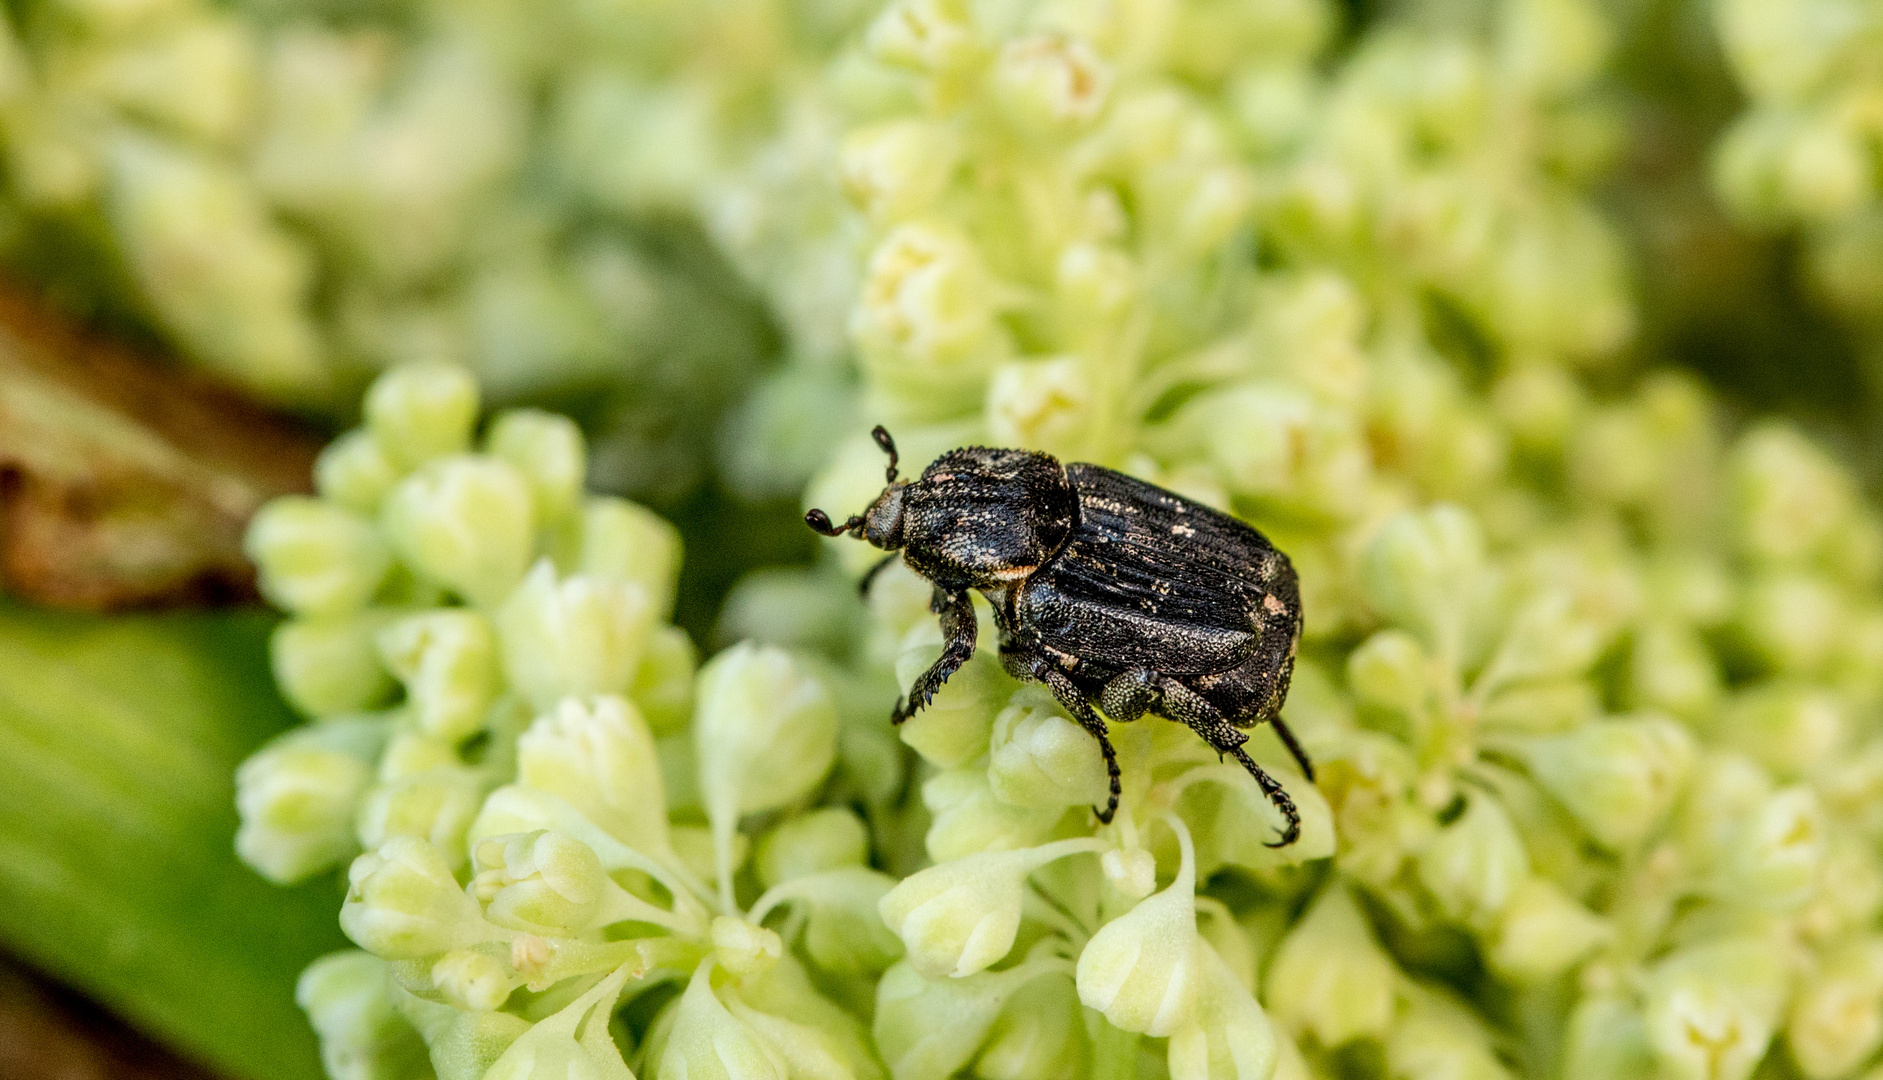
807;427;1312;845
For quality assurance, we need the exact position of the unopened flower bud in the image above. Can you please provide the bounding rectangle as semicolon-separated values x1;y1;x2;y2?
485;409;584;528
866;0;981;75
1077;818;1200;1036
470;830;606;937
315;430;401;515
1518;715;1694;850
356;767;487;869
558;497;682;620
1385;990;1509;1080
1787;940;1883;1079
990;34;1112;133
365;363;478;471
271;613;397;718
341;837;493;959
498;562;654;711
1348;629;1430;717
1627;619;1721;720
236;723;380;884
377;610;497;742
923;767;1062;862
975;973;1081;1080
1416;793;1529;928
1563;995;1655;1080
1719;786;1825;911
1167;938;1278;1080
882;837;1103;978
874;959;1060;1080
430;947;517;1012
382;457;535;606
1731;423;1852;567
987;687;1108;807
1102;847;1157;901
695;642;839;824
247;497;391;618
1735;571;1845;676
516;695;668;855
757;807;869;889
1645;937;1789;1080
1360;504;1492;660
1486;877;1610;982
840;120;959;224
1264;880;1396;1047
482;962;636;1080
1717;682;1845;780
631;624;697;736
299;950;434;1078
659;959;786;1080
850;222;1000;415
712;916;784;979
984;356;1093;461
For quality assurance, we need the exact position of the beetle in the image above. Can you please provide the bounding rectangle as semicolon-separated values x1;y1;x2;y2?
806;426;1311;846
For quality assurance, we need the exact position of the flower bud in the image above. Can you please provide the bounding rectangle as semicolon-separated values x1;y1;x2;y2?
894;631;1003;767
376;610;498;742
558;497;682;620
1485;877;1610;982
659;960;787;1080
1731;423;1852;567
1385;990;1508;1080
1787;940;1883;1079
1103;847;1157;902
990;34;1112;133
975;973;1081;1080
1563;995;1655;1080
236;725;378;884
766;866;905;976
430;947;518;1012
356;767;487;869
987;687;1108;808
1167;939;1278;1080
875;959;1057;1080
923;767;1063;862
850;222;1000;416
1645;937;1789;1080
498;562;655;711
757;807;870;888
482;961;635;1080
1180;761;1336;873
1077;818;1200;1036
341;837;493;959
839;120;959;224
1360;504;1493;660
1518;715;1694;851
1734;571;1844;676
984;356;1093;462
364;363;478;471
713;916;784;979
1627;619;1721;720
483;409;584;530
866;0;981;75
1416;793;1529;928
381;456;535;606
631;624;698;736
246;497;391;618
271;614;397;719
881;837;1103;979
298;951;434;1080
470;830;606;937
1348;629;1431;718
1264;881;1396;1047
516;695;668;855
1716;682;1845;780
1718;786;1825;912
724;995;862;1080
315;430;402;515
695;642;839;823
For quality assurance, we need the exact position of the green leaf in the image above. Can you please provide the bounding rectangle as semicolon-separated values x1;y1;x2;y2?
0;602;347;1080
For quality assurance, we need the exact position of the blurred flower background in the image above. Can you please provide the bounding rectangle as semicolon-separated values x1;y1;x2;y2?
7;0;1883;1079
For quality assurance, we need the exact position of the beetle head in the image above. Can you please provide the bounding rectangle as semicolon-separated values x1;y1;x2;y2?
805;425;907;550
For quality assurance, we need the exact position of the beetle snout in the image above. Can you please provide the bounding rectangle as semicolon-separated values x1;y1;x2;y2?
863;483;907;550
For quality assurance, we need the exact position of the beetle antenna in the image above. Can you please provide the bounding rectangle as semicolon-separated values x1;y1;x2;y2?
804;508;865;537
872;425;899;483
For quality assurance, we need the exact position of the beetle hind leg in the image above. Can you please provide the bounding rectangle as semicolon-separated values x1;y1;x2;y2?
1155;676;1301;847
1270;717;1315;783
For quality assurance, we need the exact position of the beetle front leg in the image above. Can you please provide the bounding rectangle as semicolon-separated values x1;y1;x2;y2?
1155;676;1300;847
892;589;977;725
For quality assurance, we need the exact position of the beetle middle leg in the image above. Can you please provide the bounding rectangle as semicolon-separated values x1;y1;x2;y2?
892;588;977;725
1002;641;1122;825
1149;674;1301;847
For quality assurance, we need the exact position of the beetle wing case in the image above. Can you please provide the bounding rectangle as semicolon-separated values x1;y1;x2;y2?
1019;464;1295;677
